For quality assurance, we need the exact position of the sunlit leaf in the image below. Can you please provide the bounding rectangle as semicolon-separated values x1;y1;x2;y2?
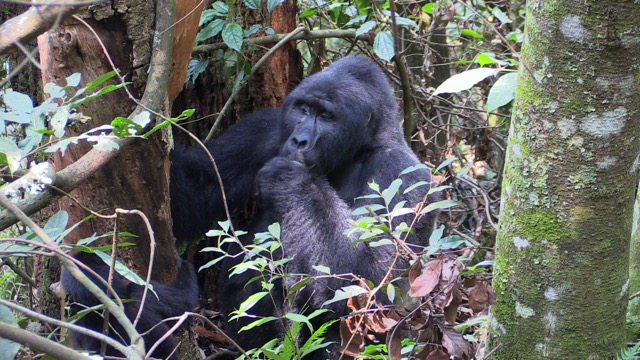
487;72;518;112
433;68;499;96
322;285;368;306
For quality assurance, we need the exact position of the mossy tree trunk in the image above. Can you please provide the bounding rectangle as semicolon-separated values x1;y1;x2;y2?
487;0;640;358
628;185;640;339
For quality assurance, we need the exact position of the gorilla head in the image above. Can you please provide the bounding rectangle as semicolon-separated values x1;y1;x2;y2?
280;56;403;175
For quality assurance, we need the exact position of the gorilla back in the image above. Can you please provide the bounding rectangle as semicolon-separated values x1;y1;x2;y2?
171;56;440;358
60;252;199;360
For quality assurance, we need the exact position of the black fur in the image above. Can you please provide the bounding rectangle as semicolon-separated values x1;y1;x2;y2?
61;252;199;359
171;56;439;358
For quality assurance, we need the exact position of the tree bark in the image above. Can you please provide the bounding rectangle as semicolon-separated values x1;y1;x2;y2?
488;0;640;357
37;2;176;281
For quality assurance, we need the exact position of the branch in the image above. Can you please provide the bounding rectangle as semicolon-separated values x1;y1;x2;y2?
0;3;78;56
0;322;91;360
192;29;365;55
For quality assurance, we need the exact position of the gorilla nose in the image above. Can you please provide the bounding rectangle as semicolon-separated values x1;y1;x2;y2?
289;136;311;151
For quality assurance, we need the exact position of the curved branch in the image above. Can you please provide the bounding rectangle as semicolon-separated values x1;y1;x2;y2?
0;3;79;56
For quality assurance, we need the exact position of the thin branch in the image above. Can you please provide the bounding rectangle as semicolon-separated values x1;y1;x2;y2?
204;26;307;141
0;298;125;353
0;2;78;56
193;29;365;55
0;322;91;360
0;193;144;358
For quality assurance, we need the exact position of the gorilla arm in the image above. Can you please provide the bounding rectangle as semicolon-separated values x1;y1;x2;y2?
171;109;283;242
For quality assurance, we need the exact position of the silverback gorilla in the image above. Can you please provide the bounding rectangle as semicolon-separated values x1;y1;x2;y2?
60;252;198;359
171;56;440;358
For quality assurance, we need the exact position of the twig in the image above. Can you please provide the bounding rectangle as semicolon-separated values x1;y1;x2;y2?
1;258;36;288
193;29;365;55
204;26;307;141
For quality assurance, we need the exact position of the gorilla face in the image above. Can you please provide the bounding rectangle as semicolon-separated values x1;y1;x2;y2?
280;76;376;175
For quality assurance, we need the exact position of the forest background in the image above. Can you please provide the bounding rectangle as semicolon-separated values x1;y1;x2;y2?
0;0;639;359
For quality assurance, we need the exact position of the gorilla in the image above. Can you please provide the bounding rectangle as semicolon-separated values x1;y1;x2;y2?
171;56;439;358
59;251;198;360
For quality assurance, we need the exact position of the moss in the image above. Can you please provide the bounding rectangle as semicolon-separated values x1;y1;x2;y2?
514;210;566;243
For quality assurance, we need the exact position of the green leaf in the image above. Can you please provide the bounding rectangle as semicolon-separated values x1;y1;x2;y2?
268;222;280;240
386;283;396;303
84;70;118;92
222;23;244;53
381;178;402;205
65;73;82;87
300;7;317;19
0;137;22;173
399;163;428;176
394;16;418;29
70;83;128;108
43;82;65;98
196;18;226;43
433;68;499;96
238;316;277;332
235;291;269;315
93;250;150;287
211;1;229;15
352;203;385;215
267;0;284;13
285;312;313;331
356;20;376;37
244;0;260;10
428;224;445;246
403;181;430;194
420;199;458;214
0;305;20;360
461;29;484;39
492;7;512;24
3;90;33;112
475;53;497;66
373;31;395;62
322;285;369;306
245;24;262;37
50;106;69;138
487;72;518;113
264;26;276;35
312;265;331;274
42;210;69;242
199;9;216;26
422;3;436;14
435;157;459;172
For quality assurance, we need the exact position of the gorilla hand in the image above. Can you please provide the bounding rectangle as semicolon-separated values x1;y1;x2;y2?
256;156;309;213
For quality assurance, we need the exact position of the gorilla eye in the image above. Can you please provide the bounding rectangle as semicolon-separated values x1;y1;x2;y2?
299;104;310;115
319;112;334;121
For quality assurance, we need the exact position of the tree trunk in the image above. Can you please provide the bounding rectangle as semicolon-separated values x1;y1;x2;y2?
36;0;201;282
487;0;640;357
628;185;640;339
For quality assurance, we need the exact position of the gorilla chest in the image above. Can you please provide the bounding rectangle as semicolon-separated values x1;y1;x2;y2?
331;161;367;206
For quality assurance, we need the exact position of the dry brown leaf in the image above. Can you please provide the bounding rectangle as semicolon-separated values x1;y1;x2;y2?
468;282;496;313
192;325;230;344
409;259;443;297
386;329;402;360
339;317;366;356
440;324;472;359
444;284;461;324
425;349;449;360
